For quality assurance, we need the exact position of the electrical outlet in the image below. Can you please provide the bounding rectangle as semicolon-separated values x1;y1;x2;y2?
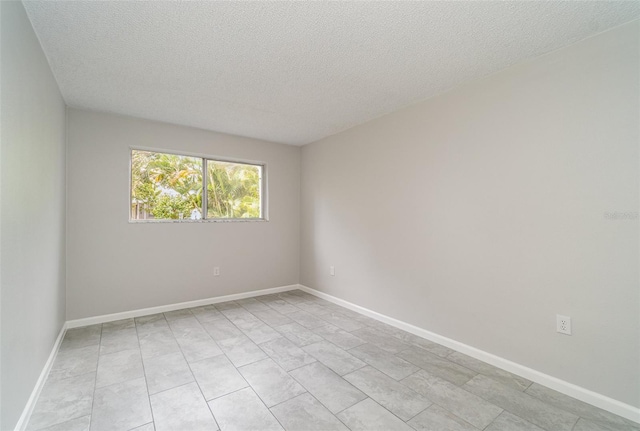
329;266;335;276
556;314;571;335
213;267;220;276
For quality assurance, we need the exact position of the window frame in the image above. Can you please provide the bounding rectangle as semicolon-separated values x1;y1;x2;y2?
129;146;268;223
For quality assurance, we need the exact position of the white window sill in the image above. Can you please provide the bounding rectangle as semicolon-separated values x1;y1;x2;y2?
128;218;268;224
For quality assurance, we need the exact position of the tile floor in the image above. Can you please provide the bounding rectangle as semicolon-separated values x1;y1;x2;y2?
27;290;639;431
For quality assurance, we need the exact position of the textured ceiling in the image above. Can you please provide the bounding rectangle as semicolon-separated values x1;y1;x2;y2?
23;1;640;145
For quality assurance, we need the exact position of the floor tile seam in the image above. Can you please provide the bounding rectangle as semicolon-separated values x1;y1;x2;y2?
127;421;154;431
252;312;289;328
444;353;535;393
469;369;532;393
375;395;427;426
316;312;363;330
264;388;311;411
86;324;105;431
568;416;604;431
147;379;196;398
300;378;364;418
226;385;290;430
479;412;499;431
167;316;217;345
396;349;479;386
261;398;290;430
278;357;319;374
336;362;368;378
522;389;621;428
192;349;252;403
200;316;238;341
30;413;92;431
340;396;415;428
56;341;101;356
98;343;144;357
238;303;273;314
230;349;270;369
97;342;139;358
344;365;434;408
423;400;491;431
479;373;582;417
586;416;640;431
462;376;581;431
272;307;300;315
242;327;286;345
224;311;272;341
163;308;195;321
134;323;172;338
204;383;252;403
236;354;308;402
134;315;157;430
352;358;416;382
403;401;433;424
401;367;513;417
286;363;367;411
166;319;224;430
38;369;98;388
345;344;420;380
268;390;350;430
246;324;308;368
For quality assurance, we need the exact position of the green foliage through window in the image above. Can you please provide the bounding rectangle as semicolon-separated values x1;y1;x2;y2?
131;150;263;220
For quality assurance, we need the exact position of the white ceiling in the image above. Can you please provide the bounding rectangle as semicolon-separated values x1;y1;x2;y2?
24;1;640;146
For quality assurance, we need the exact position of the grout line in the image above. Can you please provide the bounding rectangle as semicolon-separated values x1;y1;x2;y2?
147;380;194;398
429;401;486;431
205;383;250;403
219;294;326;429
332;395;372;417
127;421;154;431
291;374;363;419
246;387;289;430
280;359;319;374
31;413;92;431
134;315;157;429
404;403;431;423
87;325;104;431
164;313;222;430
264;390;310;411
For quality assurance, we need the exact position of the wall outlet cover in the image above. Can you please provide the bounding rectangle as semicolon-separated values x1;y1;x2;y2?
556;314;572;335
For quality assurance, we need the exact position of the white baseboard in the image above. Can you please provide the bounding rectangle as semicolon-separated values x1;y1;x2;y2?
14;323;67;431
297;284;640;425
19;283;639;428
66;284;299;328
18;285;297;430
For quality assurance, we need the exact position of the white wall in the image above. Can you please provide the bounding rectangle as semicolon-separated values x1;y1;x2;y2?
0;1;67;429
301;21;639;408
66;109;300;320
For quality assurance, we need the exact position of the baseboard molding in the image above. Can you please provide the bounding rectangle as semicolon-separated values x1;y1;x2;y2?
17;284;299;430
14;323;67;431
66;284;299;328
297;284;640;424
19;283;639;428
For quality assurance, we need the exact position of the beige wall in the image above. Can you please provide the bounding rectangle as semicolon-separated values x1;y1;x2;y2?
301;21;639;408
66;109;300;320
0;1;67;428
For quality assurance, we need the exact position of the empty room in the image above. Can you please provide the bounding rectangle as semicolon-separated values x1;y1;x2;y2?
1;1;639;430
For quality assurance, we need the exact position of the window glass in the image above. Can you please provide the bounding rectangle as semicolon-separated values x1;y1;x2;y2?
131;149;263;221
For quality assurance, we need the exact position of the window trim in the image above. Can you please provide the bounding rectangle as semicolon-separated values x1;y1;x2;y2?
129;146;268;223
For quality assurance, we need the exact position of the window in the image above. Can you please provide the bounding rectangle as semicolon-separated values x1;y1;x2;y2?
130;149;265;221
